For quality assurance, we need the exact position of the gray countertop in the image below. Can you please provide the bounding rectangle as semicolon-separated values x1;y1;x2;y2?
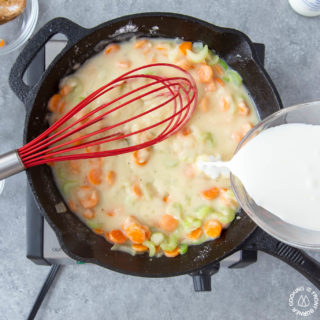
0;1;320;319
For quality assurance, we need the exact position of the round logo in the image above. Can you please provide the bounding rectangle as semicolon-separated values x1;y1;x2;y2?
289;286;319;317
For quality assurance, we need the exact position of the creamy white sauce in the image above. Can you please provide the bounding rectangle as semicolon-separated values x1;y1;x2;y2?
49;38;259;254
198;123;320;231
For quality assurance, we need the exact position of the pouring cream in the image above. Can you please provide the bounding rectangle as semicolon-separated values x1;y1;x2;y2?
197;123;320;232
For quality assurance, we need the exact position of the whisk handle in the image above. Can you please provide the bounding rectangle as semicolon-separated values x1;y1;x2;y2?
0;151;25;180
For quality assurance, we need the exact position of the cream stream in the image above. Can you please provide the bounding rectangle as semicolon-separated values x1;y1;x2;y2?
197;123;320;231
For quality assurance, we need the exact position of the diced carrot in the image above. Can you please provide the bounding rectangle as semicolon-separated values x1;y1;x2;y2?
143;47;152;55
201;187;219;200
77;186;99;209
204;220;222;238
117;60;131;69
199;96;209;112
186;227;203;240
60;85;71;96
124;224;146;244
85;145;100;153
106;170;116;185
134;39;148;48
155;44;168;52
88;168;102;185
104;43;120;54
164;247;180;258
93;228;104;235
197;64;213;83
176;59;193;70
132;183;143;198
212;64;224;76
215;77;225;87
109;229;127;244
220;97;230;112
238;101;250;116
107;211;115;217
68;199;77;211
0;39;5;47
179;41;193;55
69;160;81;173
58;100;66;114
132;244;148;252
141;225;151;240
82;209;95;219
104;232;110;241
72;139;83;146
122;216;140;230
206;80;216;92
181;127;191;136
133;149;150;166
163;194;170;203
160;214;178;232
48;94;62;112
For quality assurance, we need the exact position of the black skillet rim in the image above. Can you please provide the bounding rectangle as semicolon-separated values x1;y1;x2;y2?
21;12;282;277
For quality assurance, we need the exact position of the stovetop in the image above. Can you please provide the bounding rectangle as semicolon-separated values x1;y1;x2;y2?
25;37;266;291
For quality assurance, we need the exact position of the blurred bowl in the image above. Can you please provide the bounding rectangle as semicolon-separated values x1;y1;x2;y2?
231;101;320;250
0;0;38;55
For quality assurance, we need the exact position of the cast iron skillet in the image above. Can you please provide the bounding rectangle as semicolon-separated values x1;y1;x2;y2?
9;13;320;288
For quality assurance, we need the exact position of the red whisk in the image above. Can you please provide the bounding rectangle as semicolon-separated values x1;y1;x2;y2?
0;63;197;180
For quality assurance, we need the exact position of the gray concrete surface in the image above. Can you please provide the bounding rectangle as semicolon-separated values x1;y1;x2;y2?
0;0;320;319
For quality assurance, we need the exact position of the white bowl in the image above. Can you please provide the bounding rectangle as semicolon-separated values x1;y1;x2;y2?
231;101;320;250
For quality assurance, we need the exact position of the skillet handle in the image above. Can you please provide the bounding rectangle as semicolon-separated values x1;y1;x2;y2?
9;17;87;105
243;228;320;290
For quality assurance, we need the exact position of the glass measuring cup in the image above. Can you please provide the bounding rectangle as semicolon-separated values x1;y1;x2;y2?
231;101;320;249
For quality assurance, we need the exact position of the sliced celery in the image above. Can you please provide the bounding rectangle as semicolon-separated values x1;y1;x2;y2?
179;244;188;255
160;235;178;251
86;221;103;229
151;232;165;246
56;168;66;181
216;204;236;216
218;58;228;70
201;132;214;148
196;205;214;220
206;51;219;66
186;45;209;63
62;181;78;196
143;241;156;257
224;189;237;200
192;42;204;53
211;210;236;225
227;70;242;86
222;75;230;83
183;216;202;231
